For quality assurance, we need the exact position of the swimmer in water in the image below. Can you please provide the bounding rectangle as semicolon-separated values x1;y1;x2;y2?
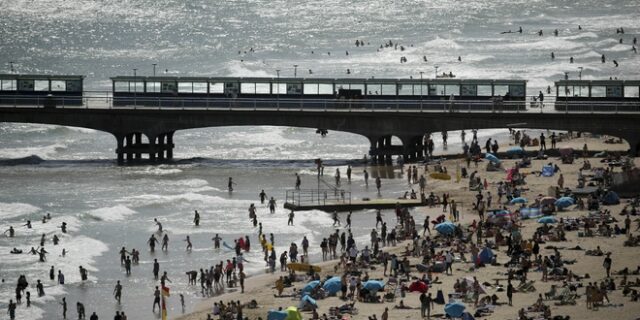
193;210;200;226
185;236;192;251
148;234;159;252
613;60;619;67
551;52;555;60
162;234;169;251
228;177;235;192
154;218;163;232
602;54;606;63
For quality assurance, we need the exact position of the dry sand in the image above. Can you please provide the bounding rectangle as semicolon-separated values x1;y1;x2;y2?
177;135;640;320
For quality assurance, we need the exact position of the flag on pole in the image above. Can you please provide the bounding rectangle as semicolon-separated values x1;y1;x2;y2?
161;285;170;320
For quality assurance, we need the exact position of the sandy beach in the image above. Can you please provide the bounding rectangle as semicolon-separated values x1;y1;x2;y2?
176;134;640;320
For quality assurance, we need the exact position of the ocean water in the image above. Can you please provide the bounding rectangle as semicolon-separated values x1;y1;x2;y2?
0;0;639;319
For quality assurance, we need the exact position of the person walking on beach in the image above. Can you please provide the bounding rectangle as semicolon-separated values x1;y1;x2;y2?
445;251;454;275
287;210;295;226
76;302;85;319
152;259;160;280
375;177;382;195
507;280;514;306
193;210;200;226
420;292;434;318
60;297;67;319
161;234;169;251
376;210;384;228
346;211;352;228
603;253;612;278
268;197;276;214
295;173;301;190
114;281;122;304
228;177;236;192
7;299;16;320
259;190;267;204
347;165;352;182
364;169;369;187
185;236;193;252
540;133;546;151
152;286;161;312
332;211;341;226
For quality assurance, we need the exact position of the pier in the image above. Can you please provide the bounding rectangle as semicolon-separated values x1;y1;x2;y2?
283;189;426;212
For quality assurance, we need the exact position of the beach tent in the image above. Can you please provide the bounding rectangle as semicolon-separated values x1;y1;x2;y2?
435;221;456;235
362;280;385;292
286;306;303;320
322;276;341;295
479;247;494;264
510;197;527;205
519;207;542;219
298;295;318;309
602;191;620;205
408;281;429;293
555;197;574;209
485;153;500;164
537;216;557;224
267;310;288;320
464;277;487;294
431;262;446;273
444;301;466;318
301;280;320;295
541;165;554;177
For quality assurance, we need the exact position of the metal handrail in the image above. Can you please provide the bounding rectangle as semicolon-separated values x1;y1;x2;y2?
1;93;639;113
286;189;351;206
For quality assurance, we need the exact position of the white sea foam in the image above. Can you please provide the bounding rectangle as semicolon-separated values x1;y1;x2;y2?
0;143;67;159
0;202;41;220
86;205;137;222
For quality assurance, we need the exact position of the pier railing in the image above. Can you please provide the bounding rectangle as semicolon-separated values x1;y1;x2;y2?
285;189;351;207
1;93;640;114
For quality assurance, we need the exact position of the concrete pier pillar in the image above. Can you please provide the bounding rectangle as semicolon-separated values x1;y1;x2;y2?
149;135;156;162
384;136;392;165
377;137;385;165
134;133;142;160
157;134;165;160
116;135;124;165
166;131;174;160
125;134;133;162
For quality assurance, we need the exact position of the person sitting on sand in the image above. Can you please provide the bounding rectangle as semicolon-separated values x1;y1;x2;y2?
393;300;413;309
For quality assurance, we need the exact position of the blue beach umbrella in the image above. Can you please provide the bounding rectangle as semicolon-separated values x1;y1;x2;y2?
435;221;456;235
267;310;288;320
444;301;466;318
510;197;527;205
301;280;320;295
537;216;557;224
362;280;385;292
484;153;500;164
555;197;574;209
322;277;341;295
506;146;524;155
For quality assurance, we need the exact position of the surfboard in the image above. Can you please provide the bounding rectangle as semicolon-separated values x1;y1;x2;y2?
287;262;321;272
222;241;235;251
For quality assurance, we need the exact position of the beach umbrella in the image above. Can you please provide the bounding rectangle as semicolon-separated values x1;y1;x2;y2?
322;277;341;295
464;277;488;294
484;153;500;164
435;221;456;235
479;247;494;265
444;301;466;318
362;280;385;292
298;295;318;309
408;281;429;293
555;197;574;209
537;216;557;224
301;280;320;295
510;197;527;205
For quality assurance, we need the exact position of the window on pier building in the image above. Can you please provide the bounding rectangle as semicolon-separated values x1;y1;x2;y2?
509;85;525;97
241;83;255;94
493;85;509;97
318;84;333;95
255;83;270;94
606;86;622;98
431;84;459;96
34;80;49;91
209;82;224;94
397;84;414;96
303;83;319;94
66;80;82;92
591;86;606;98
0;79;17;90
146;82;161;93
461;85;477;96
624;86;639;98
272;83;286;94
476;85;492;96
193;82;208;93
51;80;66;91
161;82;177;93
